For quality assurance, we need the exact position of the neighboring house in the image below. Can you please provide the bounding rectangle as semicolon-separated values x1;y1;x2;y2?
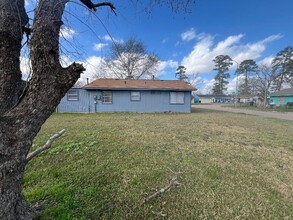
270;88;293;107
237;95;255;104
57;78;195;113
197;94;232;104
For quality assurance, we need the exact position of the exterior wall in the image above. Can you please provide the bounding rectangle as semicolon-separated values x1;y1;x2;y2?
198;96;232;104
57;89;192;113
57;88;90;112
270;96;293;106
200;97;212;104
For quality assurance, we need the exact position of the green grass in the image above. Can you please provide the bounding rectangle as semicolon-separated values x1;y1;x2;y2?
23;109;293;219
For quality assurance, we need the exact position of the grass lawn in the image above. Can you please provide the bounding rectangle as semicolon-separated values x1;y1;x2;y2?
224;104;293;112
23;108;293;219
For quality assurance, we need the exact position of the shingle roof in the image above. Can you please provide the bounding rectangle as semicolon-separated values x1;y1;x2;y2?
270;88;293;96
83;78;196;91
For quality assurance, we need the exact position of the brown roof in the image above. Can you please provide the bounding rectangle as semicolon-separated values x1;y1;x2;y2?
83;78;196;91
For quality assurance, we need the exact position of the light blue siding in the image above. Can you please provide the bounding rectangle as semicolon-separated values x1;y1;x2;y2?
57;89;192;113
57;89;90;113
270;96;293;106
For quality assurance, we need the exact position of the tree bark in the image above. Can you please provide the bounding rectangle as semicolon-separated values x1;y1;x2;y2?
0;0;28;114
0;0;84;219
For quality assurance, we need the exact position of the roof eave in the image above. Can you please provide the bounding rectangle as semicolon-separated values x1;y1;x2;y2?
83;88;194;91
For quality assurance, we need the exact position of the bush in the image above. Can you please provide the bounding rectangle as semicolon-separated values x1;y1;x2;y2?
286;102;293;109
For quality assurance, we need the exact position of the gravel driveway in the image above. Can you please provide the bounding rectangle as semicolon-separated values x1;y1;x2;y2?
193;104;293;121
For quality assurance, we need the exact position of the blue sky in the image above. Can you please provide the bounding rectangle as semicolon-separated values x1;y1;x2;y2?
24;0;293;93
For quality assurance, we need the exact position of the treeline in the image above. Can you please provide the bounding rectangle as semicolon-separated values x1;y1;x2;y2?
212;46;293;103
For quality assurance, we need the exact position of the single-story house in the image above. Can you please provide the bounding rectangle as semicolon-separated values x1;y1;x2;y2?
270;88;293;107
56;78;195;113
196;94;232;104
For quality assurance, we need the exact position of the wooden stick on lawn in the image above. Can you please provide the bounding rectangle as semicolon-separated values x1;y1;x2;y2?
26;129;66;162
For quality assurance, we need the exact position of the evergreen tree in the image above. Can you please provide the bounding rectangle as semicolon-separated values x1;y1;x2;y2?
175;65;189;81
272;46;293;90
237;59;258;96
212;55;233;95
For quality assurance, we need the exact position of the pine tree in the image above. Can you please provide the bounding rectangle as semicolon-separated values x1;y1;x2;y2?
175;65;189;81
212;55;233;95
272;46;293;90
237;59;258;95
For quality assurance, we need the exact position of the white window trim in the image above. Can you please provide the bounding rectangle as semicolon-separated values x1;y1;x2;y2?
170;92;185;104
130;91;141;101
67;89;79;101
102;91;113;104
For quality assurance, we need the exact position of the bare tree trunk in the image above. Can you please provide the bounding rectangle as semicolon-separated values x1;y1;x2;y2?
0;0;27;114
0;1;84;219
0;119;37;219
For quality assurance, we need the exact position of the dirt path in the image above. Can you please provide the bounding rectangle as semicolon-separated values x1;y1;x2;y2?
193;105;293;121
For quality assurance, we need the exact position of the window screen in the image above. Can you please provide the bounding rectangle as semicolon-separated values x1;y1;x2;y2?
67;89;79;101
170;92;184;104
131;91;141;101
102;91;112;104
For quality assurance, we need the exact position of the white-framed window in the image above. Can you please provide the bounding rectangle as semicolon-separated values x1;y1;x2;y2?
170;92;184;104
131;91;141;101
67;89;79;101
102;91;112;104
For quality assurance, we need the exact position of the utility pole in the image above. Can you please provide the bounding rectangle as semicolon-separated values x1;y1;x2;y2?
232;59;239;107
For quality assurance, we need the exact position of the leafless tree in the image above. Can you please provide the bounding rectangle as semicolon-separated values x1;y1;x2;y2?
249;64;277;106
0;0;194;219
103;37;159;79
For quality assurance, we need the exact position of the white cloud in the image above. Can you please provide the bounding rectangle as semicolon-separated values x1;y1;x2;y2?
214;34;244;52
158;60;178;71
100;35;123;44
74;55;177;85
20;57;31;80
157;60;178;76
260;34;283;44
60;55;72;67
60;27;76;39
181;28;196;42
226;77;237;94
258;56;274;66
93;43;108;51
181;33;282;75
196;73;253;95
196;78;215;94
76;56;106;85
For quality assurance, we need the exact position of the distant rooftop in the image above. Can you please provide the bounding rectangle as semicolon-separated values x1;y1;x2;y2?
83;78;196;91
270;88;293;96
196;94;232;98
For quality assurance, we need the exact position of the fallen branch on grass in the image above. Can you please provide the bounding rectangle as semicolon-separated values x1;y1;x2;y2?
140;170;183;205
151;210;167;217
26;129;66;162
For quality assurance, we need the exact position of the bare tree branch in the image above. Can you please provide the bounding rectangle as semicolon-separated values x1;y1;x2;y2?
140;168;183;205
103;38;159;79
80;0;117;15
26;129;66;162
140;176;182;205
